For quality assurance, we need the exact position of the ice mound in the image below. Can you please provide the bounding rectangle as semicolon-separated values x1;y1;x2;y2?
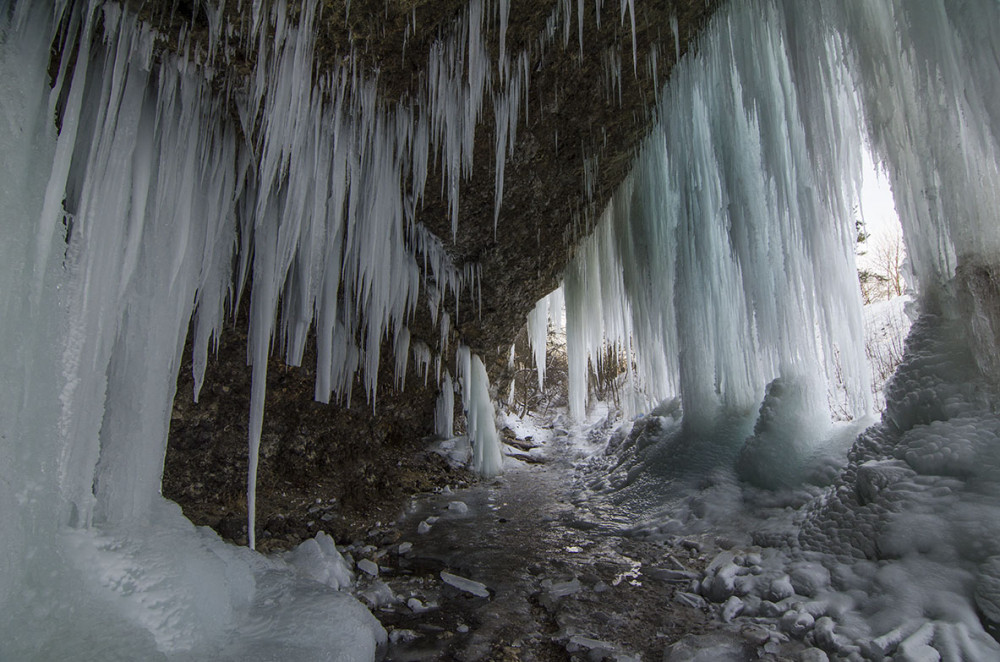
737;377;838;490
600;308;1000;659
284;531;355;590
783;310;1000;657
800;311;1000;563
8;502;385;661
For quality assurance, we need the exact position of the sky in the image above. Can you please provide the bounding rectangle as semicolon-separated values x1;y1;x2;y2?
854;146;903;273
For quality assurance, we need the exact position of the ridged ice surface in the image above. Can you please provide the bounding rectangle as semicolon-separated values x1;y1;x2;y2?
561;0;873;429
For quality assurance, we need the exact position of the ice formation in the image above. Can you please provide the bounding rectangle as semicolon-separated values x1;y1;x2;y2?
560;0;1000;434
0;0;626;655
4;0;618;556
457;346;503;477
561;0;873;431
434;370;456;439
567;0;1000;657
5;0;1000;656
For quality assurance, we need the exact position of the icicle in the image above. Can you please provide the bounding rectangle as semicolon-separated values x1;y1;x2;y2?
620;0;636;75
526;297;550;389
440;310;451;354
457;350;503;476
35;2;95;300
498;0;509;79
670;13;680;63
412;340;432;386
246;215;279;551
560;0;876;425
456;344;473;412
394;327;411;390
434;370;455;438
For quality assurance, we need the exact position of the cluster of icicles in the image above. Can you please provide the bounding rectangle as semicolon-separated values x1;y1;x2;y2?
4;0;648;549
526;0;1000;438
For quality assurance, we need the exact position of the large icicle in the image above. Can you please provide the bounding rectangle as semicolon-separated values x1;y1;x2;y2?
526;296;550;390
434;370;455;438
458;351;504;477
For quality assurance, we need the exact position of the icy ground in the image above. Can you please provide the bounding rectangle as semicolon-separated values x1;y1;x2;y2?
344;406;729;661
330;304;1000;661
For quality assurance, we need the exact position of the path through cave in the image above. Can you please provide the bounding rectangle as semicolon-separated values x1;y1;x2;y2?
368;413;726;661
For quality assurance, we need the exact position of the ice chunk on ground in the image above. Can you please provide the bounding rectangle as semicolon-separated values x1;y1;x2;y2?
547;577;582;599
664;632;746;661
357;558;379;576
407;597;433;613
721;596;744;622
284;531;354;590
359;580;395;609
440;571;490;598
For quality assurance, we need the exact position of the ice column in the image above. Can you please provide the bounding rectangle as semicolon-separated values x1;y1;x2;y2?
456;346;503;476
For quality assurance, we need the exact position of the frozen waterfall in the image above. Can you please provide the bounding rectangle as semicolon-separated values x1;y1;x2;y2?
559;0;1000;440
4;0;1000;658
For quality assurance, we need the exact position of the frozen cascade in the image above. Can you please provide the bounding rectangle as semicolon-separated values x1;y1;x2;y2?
0;1;388;658
456;345;503;476
6;0;1000;657
6;0;611;555
435;370;455;439
561;0;875;435
565;0;1000;657
558;0;1000;446
0;0;618;655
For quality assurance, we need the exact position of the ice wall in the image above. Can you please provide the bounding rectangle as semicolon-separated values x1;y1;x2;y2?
563;0;1000;434
9;0;562;550
562;0;872;432
2;0;645;651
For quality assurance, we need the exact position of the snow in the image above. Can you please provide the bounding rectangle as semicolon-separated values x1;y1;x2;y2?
572;304;1000;659
864;295;913;411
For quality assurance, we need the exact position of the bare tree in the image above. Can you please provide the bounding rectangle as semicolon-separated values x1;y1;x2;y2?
873;230;906;299
858;268;888;304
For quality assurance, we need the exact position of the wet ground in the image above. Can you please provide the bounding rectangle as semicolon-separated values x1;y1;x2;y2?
350;423;732;661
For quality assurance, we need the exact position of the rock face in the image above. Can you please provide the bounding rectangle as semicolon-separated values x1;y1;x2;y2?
158;0;723;544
